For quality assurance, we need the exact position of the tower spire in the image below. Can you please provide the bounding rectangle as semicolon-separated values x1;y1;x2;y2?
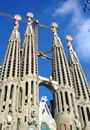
24;12;34;35
20;12;39;129
66;35;79;64
10;15;21;40
51;22;63;47
52;23;72;87
66;35;90;101
21;12;38;77
0;15;21;129
52;24;80;130
67;35;90;129
1;15;21;80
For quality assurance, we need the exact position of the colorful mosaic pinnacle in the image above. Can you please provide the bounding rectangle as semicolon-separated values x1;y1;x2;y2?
66;35;73;48
51;22;58;28
14;15;22;21
13;15;22;29
66;35;73;42
27;12;34;18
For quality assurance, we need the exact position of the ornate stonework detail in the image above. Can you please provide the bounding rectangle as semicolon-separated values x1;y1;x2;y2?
51;22;58;36
30;108;36;118
7;112;13;125
27;12;34;18
66;35;73;49
41;96;48;103
13;15;22;30
66;35;73;42
74;116;81;130
51;22;58;28
28;119;37;128
14;15;22;21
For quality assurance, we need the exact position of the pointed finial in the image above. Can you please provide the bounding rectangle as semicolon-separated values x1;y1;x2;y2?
27;12;34;18
66;35;73;49
51;22;58;28
14;15;22;21
51;22;58;35
13;15;22;30
66;35;73;42
26;12;34;25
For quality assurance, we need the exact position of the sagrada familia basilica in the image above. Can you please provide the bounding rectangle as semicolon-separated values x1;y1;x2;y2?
0;12;90;130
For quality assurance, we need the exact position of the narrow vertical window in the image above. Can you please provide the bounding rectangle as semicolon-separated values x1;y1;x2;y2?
0;124;2;130
0;89;1;99
81;107;86;126
70;125;72;130
70;94;74;109
60;92;64;111
19;87;22;107
31;81;34;94
57;93;60;112
86;107;90;121
10;84;14;99
65;92;69;105
65;92;70;112
25;82;28;96
15;86;18;110
4;86;8;101
24;116;27;122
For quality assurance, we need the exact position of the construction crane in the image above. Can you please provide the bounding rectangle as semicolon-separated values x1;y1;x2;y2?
0;12;90;72
0;12;52;30
0;12;27;22
36;49;52;60
0;12;53;61
84;69;90;74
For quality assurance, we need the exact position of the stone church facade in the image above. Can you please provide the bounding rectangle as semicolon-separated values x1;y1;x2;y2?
0;13;90;130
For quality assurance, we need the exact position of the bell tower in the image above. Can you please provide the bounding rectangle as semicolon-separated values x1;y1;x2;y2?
67;36;90;130
0;15;21;130
19;13;39;130
52;24;81;130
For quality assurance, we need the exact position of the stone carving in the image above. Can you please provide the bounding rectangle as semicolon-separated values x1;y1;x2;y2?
31;107;36;118
28;106;37;127
33;120;37;127
28;119;37;127
28;105;36;118
74;116;81;130
51;22;58;36
41;96;48;103
6;111;13;125
28;119;33;125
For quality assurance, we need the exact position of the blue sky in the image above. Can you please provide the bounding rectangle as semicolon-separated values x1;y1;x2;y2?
0;0;90;101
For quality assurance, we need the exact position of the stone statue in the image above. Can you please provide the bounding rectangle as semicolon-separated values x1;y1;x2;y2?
41;96;48;102
74;116;81;130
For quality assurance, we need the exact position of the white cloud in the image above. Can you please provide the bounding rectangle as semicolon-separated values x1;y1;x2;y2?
75;20;90;61
54;0;77;16
53;0;90;62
